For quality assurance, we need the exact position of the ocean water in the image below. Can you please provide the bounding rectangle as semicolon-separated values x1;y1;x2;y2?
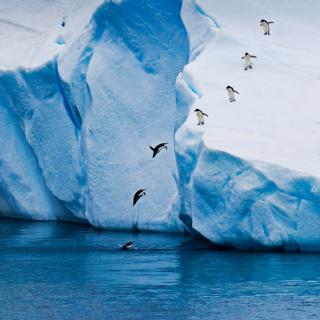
1;219;320;320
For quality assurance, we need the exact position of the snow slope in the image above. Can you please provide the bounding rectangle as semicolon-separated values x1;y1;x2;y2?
0;0;103;69
176;0;320;250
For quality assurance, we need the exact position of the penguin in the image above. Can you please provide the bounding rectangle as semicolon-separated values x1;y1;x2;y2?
121;241;134;250
241;52;257;70
133;189;146;206
226;86;239;102
194;108;208;125
260;19;274;35
150;143;168;158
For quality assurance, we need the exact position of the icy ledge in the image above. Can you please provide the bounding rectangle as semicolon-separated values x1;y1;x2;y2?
175;127;320;251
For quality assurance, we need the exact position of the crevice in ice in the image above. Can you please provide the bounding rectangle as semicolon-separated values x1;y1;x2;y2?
54;61;82;131
190;0;220;29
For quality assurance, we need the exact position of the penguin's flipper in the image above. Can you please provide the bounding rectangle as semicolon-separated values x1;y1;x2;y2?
150;146;157;158
203;113;208;117
251;55;257;58
234;90;239;94
268;21;275;24
241;56;245;59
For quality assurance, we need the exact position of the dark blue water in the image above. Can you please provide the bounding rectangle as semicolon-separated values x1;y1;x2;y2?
1;219;320;320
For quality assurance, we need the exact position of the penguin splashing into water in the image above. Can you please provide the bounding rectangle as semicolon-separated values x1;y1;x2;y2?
120;241;135;250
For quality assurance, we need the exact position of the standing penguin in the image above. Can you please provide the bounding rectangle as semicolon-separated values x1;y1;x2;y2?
241;52;257;70
260;19;274;35
226;86;239;102
194;109;208;125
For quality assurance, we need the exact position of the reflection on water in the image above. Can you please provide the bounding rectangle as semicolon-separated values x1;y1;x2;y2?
1;219;320;320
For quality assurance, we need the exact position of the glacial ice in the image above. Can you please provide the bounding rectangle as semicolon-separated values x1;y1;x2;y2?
0;0;190;232
175;0;320;250
0;0;320;251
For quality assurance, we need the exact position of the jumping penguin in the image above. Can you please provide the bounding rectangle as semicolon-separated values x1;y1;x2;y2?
120;241;135;250
241;52;257;70
194;109;208;125
226;86;239;102
61;16;66;27
260;19;274;35
150;143;168;158
133;189;146;206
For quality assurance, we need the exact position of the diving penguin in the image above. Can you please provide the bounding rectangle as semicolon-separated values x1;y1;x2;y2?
133;189;146;206
226;86;239;102
120;241;135;250
241;52;257;70
150;143;168;158
61;16;66;27
194;109;208;125
260;19;274;35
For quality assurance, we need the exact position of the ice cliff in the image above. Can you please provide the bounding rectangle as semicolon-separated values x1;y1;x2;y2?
1;0;320;251
0;0;190;232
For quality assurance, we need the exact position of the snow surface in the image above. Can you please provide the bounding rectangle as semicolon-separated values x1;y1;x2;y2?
0;0;320;250
183;0;320;177
176;0;320;250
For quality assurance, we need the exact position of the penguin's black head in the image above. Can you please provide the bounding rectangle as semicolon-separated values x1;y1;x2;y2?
194;108;200;112
245;52;249;55
226;86;231;90
260;19;266;23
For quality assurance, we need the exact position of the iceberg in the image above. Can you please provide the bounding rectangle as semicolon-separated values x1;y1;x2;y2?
0;0;320;251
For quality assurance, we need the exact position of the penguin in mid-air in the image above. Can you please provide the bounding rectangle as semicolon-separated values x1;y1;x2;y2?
260;19;274;35
120;241;135;250
241;52;257;70
61;16;66;27
194;108;208;125
133;189;146;206
226;86;239;102
150;143;168;158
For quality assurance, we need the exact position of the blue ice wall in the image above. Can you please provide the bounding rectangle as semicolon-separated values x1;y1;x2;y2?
0;0;190;231
76;0;189;230
174;126;320;251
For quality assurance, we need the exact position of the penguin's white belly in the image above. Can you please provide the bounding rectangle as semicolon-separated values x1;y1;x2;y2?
261;22;269;33
196;112;204;121
244;56;252;66
227;89;234;98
